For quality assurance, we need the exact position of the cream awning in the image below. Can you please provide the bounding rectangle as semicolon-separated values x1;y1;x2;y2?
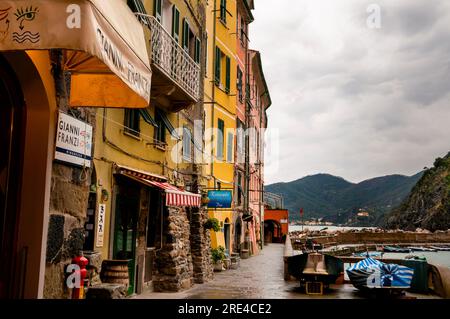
0;0;152;108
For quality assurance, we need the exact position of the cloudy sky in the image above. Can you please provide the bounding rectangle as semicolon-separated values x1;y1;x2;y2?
252;0;450;184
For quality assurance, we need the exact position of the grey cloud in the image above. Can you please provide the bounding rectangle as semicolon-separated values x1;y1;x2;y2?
252;0;450;184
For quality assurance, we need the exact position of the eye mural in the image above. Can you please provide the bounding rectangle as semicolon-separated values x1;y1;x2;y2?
0;7;11;42
12;6;40;43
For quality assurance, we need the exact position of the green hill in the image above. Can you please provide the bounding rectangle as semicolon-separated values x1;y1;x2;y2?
265;172;423;225
384;153;450;231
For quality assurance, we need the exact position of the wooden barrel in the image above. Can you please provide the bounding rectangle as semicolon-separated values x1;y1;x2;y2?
100;260;130;288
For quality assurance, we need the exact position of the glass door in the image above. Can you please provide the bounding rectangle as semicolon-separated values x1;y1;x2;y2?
113;177;140;295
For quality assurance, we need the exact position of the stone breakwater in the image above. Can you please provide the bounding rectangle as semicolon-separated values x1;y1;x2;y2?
290;228;450;245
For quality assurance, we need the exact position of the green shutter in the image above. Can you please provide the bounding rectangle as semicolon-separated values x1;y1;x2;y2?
182;19;189;52
220;0;227;23
154;0;162;22
217;119;224;159
225;56;231;93
215;47;221;84
195;37;201;64
172;6;180;42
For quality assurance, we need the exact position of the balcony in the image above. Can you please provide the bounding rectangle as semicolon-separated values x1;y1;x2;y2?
135;14;200;111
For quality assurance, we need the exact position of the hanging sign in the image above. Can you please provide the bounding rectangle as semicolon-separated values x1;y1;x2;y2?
207;190;233;209
96;204;106;247
55;112;93;167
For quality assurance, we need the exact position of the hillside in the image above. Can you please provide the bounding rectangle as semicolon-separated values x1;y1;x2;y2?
265;172;423;225
384;153;450;231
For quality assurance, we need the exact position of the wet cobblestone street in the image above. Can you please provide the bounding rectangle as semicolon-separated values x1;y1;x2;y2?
136;244;364;299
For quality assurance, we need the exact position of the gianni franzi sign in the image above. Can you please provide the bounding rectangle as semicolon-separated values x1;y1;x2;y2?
55;112;93;168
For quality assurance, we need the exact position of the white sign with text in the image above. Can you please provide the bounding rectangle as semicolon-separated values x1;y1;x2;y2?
55;112;92;167
96;204;106;247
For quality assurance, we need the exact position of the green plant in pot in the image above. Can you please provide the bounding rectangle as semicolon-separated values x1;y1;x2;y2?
211;246;226;271
204;218;221;232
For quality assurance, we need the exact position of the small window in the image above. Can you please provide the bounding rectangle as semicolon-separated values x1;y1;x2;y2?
182;19;190;52
154;0;162;23
154;109;166;143
237;67;243;102
124;109;140;137
217;119;224;160
237;172;243;206
215;46;221;84
183;126;192;161
225;56;231;94
220;0;227;24
194;37;201;64
172;5;180;43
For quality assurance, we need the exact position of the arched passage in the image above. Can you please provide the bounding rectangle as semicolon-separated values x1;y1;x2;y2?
234;217;242;253
0;51;56;298
224;218;230;254
264;220;283;243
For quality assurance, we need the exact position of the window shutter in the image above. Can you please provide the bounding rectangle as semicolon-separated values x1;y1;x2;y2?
172;5;180;42
227;132;233;162
194;37;201;64
225;56;231;93
220;0;227;23
182;19;189;52
154;0;162;22
215;47;221;84
217;119;224;159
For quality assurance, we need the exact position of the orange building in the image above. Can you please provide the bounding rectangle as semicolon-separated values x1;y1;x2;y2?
264;209;289;243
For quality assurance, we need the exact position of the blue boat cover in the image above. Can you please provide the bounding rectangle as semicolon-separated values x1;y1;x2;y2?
346;258;414;289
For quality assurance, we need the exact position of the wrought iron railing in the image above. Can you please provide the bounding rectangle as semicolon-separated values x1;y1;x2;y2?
135;13;200;101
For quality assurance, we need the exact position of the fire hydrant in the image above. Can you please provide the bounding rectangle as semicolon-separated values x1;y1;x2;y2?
71;255;88;299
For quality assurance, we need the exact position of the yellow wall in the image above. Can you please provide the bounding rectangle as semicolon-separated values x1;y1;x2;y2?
93;107;192;258
204;0;237;250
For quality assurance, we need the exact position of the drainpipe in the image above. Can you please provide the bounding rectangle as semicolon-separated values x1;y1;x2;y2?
210;0;217;185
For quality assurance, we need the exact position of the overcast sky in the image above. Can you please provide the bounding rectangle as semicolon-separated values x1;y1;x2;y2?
252;0;450;184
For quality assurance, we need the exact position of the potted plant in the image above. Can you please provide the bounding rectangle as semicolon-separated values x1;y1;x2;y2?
204;218;221;232
211;246;226;271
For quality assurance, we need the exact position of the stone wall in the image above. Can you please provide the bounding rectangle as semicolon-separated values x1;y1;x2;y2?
190;207;214;284
296;231;450;246
44;164;92;298
43;50;95;299
153;207;194;292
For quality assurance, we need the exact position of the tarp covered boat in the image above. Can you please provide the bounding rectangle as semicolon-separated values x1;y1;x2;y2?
287;253;343;285
346;258;414;290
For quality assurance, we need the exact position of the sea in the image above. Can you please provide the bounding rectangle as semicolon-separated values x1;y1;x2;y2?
289;225;450;268
289;225;376;232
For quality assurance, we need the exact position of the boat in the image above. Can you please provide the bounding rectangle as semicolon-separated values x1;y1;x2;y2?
405;255;427;261
428;246;450;251
346;258;414;290
353;251;382;258
407;246;437;252
383;246;411;253
287;252;343;287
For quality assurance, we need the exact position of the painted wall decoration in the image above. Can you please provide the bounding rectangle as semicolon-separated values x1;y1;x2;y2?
13;6;40;43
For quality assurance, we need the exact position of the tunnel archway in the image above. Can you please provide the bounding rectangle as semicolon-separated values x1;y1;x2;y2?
264;220;282;243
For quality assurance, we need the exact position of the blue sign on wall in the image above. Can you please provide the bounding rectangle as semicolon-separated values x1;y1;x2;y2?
207;190;232;209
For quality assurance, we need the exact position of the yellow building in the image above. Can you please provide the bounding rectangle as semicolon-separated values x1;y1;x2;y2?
89;0;213;294
204;0;238;252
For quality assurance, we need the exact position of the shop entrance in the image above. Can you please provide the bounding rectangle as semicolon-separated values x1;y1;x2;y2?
113;176;140;295
0;56;24;298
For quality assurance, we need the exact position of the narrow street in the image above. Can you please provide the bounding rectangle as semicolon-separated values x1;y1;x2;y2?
136;244;360;299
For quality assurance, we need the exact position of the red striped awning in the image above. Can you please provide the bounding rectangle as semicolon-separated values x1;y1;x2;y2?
145;181;201;207
114;164;200;207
